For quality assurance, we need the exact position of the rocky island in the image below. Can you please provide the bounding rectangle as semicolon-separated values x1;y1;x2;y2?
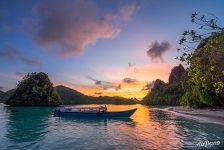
142;64;186;106
5;72;62;106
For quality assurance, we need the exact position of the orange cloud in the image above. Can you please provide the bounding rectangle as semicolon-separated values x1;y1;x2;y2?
52;63;175;100
53;77;148;100
102;81;149;99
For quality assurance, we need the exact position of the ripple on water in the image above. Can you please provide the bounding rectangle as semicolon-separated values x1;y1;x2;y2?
0;104;223;150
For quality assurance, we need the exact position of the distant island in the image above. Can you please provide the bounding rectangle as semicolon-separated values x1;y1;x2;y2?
55;85;139;105
142;64;186;106
0;73;139;106
4;72;62;106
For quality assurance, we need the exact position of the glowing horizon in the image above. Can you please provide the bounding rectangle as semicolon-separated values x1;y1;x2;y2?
1;0;224;100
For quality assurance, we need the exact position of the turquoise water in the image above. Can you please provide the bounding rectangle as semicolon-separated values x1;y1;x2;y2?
0;104;223;150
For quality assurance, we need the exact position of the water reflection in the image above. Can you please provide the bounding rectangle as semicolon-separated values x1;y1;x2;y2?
5;106;54;149
0;104;223;150
56;115;136;126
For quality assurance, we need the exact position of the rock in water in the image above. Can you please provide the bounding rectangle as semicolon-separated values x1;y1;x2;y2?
5;72;62;106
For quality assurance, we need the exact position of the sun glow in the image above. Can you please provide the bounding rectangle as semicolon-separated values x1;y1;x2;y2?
53;63;175;100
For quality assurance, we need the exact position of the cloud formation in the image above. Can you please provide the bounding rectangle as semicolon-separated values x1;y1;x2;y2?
0;44;42;66
122;77;138;83
146;40;171;62
86;76;114;90
28;0;136;56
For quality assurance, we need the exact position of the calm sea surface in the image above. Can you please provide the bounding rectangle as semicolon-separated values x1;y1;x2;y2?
0;103;223;150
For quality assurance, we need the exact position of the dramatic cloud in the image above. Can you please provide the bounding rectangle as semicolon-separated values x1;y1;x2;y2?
146;40;172;62
0;44;42;66
86;76;115;90
28;0;136;56
122;77;138;83
86;76;125;91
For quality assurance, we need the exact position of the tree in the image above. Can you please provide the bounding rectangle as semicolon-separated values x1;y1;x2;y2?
177;12;224;107
6;72;62;106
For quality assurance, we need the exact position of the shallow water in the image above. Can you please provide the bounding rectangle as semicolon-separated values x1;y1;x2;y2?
0;104;223;150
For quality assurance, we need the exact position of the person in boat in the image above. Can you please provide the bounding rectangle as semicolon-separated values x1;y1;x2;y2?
99;106;104;113
104;105;107;113
98;105;107;113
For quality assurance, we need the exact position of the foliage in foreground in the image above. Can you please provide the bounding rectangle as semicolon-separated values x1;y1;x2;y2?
178;12;224;108
143;13;224;108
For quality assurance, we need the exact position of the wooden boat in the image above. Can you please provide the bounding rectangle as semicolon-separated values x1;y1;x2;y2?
54;106;137;118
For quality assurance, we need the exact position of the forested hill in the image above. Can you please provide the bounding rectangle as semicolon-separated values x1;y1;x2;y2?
142;64;186;106
142;13;224;108
0;85;139;105
55;85;139;105
0;89;16;103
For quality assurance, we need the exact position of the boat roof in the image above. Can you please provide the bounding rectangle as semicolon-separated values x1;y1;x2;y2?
62;106;104;110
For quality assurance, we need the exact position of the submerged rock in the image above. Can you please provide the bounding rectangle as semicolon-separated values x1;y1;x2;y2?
5;72;62;106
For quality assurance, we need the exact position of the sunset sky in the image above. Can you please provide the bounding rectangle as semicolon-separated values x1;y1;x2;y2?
0;0;224;99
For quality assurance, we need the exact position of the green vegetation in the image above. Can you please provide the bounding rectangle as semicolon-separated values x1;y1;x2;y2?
1;85;138;105
92;96;139;105
0;89;15;103
56;85;139;105
142;64;186;105
5;72;62;106
177;12;224;108
143;12;224;108
55;85;91;104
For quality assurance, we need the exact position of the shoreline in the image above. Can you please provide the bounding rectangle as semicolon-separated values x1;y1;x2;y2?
156;106;224;125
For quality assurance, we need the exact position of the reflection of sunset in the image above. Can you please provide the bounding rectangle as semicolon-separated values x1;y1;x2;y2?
91;104;182;149
125;105;182;149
